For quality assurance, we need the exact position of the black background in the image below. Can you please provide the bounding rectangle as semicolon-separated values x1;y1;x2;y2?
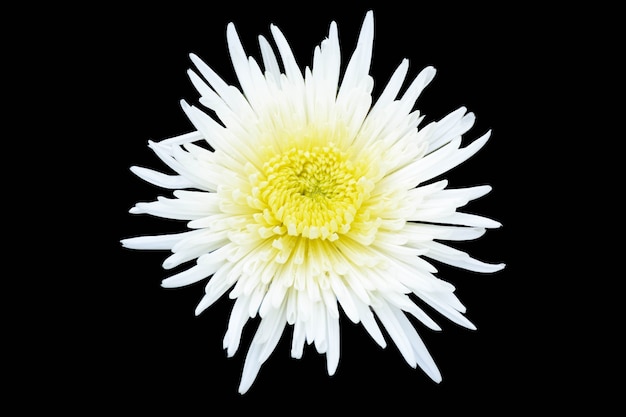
18;1;615;414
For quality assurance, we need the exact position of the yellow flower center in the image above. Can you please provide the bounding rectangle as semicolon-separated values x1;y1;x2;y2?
259;144;370;241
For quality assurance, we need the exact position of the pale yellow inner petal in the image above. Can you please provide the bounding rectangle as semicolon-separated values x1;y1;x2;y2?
255;142;371;241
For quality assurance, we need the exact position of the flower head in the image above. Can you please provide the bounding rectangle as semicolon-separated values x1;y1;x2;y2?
122;11;504;394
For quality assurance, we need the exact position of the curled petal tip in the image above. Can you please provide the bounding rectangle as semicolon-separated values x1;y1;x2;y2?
194;300;209;316
423;65;437;77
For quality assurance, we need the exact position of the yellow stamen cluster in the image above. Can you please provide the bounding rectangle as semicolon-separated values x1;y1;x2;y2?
257;144;369;241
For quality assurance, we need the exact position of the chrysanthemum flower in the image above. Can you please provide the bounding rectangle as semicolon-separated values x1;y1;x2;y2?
122;10;504;394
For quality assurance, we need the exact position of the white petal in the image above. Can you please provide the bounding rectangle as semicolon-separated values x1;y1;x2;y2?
285;288;298;325
239;305;287;394
422;107;475;153
130;166;196;189
222;295;252;356
255;304;287;352
238;341;263;395
412;130;492;185
336;87;372;146
189;53;241;114
380;290;441;331
397;66;436;116
417;290;476;330
161;263;215;288
312;302;328;354
120;230;201;250
383;255;439;293
390;306;441;382
421;241;505;273
426;283;465;312
344;272;371;305
147;140;218;191
438;185;493;205
338;10;373;98
260;281;289;314
406;186;494;225
320;286;340;320
247;56;273;111
436;212;503;228
197;266;237;318
187;69;233;121
326;309;340;375
329;275;359;323
372;299;416;367
258;35;281;84
312;21;340;100
291;317;306;359
403;223;487;242
146;140;186;175
130;200;202;220
370;59;409;115
269;24;304;87
161;249;228;288
180;101;259;168
163;246;209;270
412;137;461;183
226;23;255;103
164;230;229;270
195;277;234;316
360;265;411;295
159;130;204;147
354;298;386;348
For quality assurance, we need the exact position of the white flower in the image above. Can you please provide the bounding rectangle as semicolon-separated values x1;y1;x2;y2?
121;10;504;394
